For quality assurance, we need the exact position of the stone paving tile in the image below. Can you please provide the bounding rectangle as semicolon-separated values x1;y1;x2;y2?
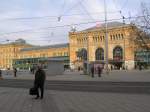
1;70;150;82
51;91;150;112
0;87;150;112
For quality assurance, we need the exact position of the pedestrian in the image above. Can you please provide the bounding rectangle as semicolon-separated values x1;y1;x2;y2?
0;69;2;79
30;67;33;74
97;66;102;77
111;65;113;70
6;68;10;75
13;67;17;77
32;66;35;74
34;65;46;99
139;65;142;71
91;65;94;78
78;66;80;71
125;65;128;70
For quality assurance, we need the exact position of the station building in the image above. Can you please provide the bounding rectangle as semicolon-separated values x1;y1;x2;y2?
0;39;32;69
0;22;150;70
13;43;69;69
69;22;150;70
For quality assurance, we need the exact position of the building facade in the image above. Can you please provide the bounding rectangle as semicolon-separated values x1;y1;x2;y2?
0;39;32;69
0;39;69;69
13;43;69;69
69;22;150;70
0;22;150;70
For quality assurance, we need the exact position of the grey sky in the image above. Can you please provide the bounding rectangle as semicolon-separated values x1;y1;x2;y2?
0;0;149;45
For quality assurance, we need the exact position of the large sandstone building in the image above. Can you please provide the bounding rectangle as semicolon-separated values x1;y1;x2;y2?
0;22;150;70
69;22;150;70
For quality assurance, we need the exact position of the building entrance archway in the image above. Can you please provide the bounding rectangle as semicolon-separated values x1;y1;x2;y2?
113;46;123;69
95;48;104;61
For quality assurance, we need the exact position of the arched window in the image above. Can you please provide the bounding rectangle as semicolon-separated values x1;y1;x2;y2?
95;48;104;60
76;48;87;61
81;48;87;60
113;46;123;61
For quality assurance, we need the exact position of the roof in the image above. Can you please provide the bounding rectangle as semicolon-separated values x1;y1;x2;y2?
20;43;69;52
82;22;130;32
0;39;33;46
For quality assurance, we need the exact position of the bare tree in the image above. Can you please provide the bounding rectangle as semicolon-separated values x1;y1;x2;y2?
129;2;150;51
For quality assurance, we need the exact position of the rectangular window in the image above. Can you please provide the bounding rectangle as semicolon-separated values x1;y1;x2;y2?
53;53;56;56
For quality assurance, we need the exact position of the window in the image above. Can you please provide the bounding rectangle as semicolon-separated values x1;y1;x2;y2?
95;48;104;60
116;34;118;40
53;53;56;56
121;34;124;39
113;46;123;61
64;52;68;56
113;35;115;40
110;35;112;40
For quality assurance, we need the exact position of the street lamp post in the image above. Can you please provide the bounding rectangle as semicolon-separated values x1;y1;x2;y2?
104;0;109;74
86;36;89;75
123;16;126;69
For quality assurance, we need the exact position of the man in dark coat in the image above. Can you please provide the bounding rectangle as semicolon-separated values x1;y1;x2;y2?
91;65;94;78
97;66;102;77
0;69;2;79
13;68;17;77
34;65;46;99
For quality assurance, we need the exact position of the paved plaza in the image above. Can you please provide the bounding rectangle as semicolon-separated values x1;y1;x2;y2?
0;87;149;112
1;69;150;82
0;70;150;112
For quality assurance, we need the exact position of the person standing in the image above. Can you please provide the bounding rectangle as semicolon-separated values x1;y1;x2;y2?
0;69;2;79
34;65;46;99
13;67;17;77
97;66;102;77
91;65;94;78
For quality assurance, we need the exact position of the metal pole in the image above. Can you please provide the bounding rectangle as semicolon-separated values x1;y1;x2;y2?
104;0;109;74
87;36;89;74
123;16;126;69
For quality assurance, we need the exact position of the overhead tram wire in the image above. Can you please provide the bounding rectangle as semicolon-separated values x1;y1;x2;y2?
78;0;95;21
120;0;128;11
58;0;66;21
0;15;149;36
113;0;128;11
0;0;120;22
61;0;83;17
0;12;118;21
113;0;129;20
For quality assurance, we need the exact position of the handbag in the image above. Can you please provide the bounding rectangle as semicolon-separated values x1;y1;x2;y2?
29;87;38;95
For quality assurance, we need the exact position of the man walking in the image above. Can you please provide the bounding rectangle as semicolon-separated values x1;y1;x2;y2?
34;65;46;99
13;67;17;77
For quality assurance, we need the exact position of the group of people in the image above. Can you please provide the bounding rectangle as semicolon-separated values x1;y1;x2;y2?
0;65;46;99
91;65;103;78
0;67;17;78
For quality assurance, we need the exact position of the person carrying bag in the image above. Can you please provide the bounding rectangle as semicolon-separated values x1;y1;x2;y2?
29;65;46;99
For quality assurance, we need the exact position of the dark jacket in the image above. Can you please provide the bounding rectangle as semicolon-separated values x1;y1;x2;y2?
14;68;17;73
97;67;102;74
0;70;1;74
91;66;94;74
34;69;46;86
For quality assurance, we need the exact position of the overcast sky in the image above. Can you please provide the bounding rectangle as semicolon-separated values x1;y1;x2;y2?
0;0;149;45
